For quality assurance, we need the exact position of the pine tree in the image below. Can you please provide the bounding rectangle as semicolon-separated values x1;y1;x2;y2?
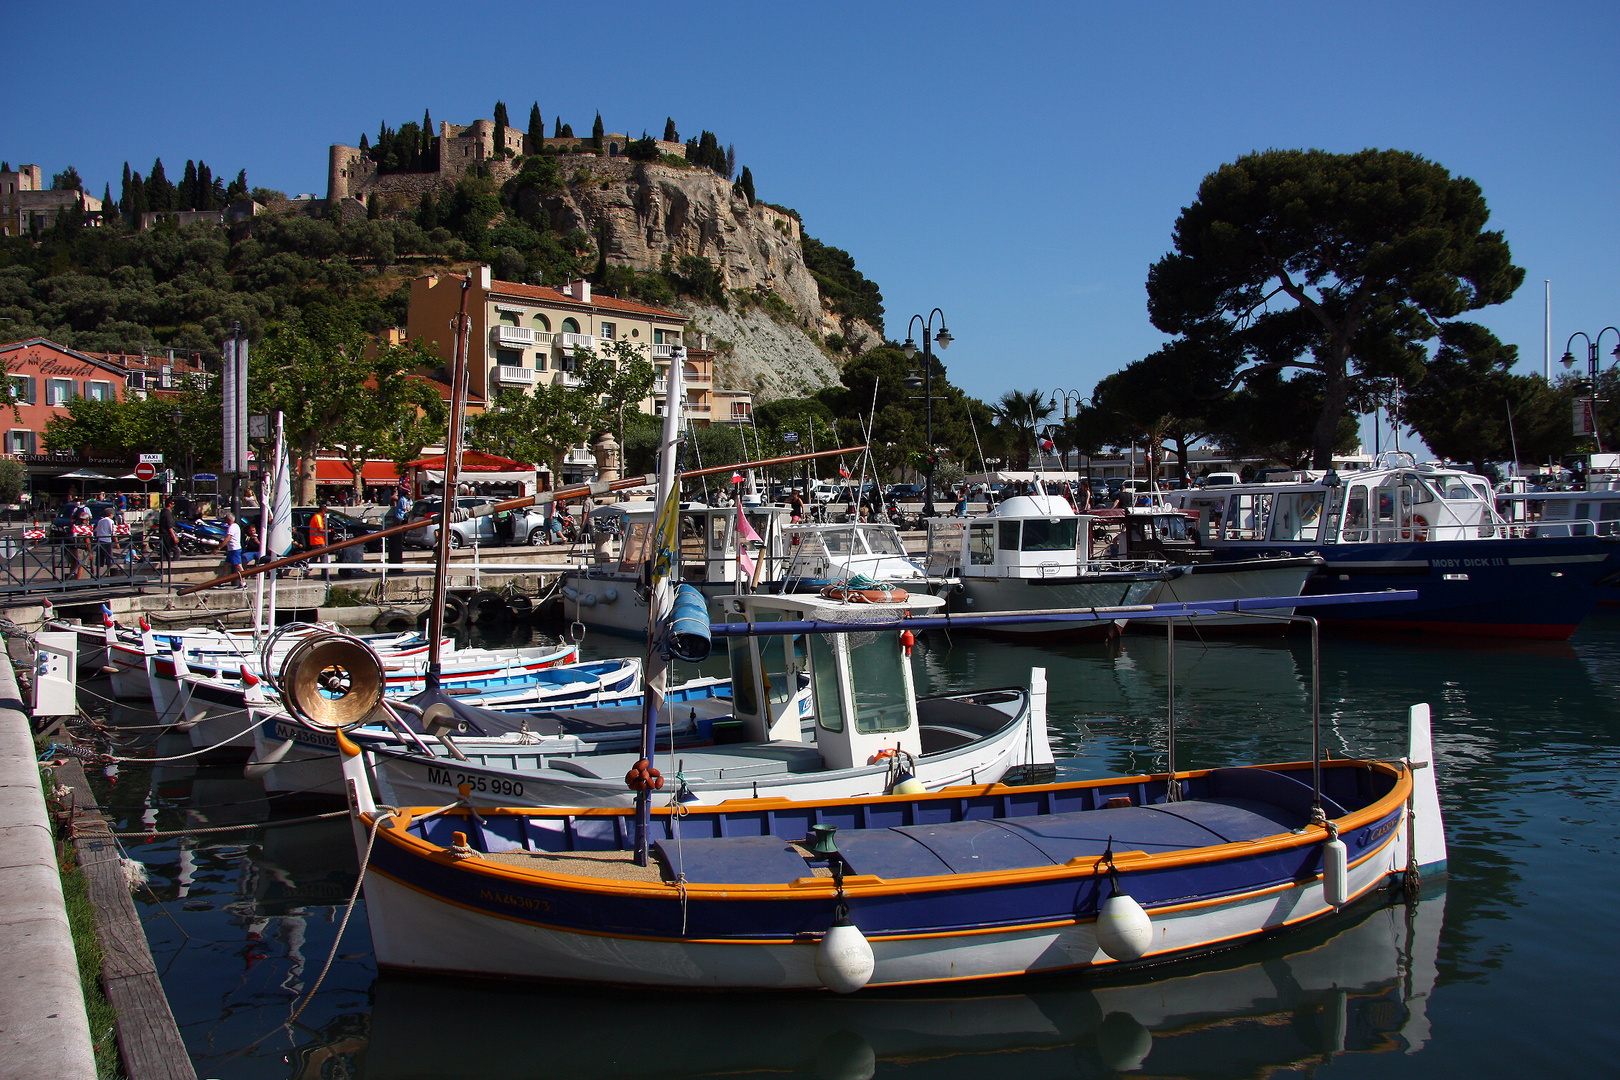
528;103;543;151
592;112;605;149
663;117;677;142
725;144;736;179
146;159;173;212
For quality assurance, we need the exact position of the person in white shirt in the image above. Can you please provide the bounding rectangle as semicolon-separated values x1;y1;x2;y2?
224;512;245;588
92;510;115;575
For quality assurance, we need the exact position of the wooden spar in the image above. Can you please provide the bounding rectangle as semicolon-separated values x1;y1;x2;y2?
426;279;473;687
176;444;869;595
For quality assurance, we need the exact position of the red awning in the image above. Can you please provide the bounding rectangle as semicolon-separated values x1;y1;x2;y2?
313;459;403;482
403;450;535;472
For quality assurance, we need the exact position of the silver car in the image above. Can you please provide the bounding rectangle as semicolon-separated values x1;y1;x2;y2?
408;496;549;548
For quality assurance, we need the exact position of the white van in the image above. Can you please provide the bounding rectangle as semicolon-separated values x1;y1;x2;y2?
1202;472;1242;487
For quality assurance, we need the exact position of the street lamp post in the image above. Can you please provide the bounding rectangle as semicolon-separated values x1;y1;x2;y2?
1051;388;1084;475
171;406;192;502
902;308;952;517
1562;328;1620;456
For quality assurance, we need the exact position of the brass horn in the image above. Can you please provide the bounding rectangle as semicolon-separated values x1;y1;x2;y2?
278;634;385;730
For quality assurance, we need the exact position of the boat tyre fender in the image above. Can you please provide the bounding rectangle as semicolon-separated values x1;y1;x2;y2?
468;590;510;625
506;594;534;620
373;607;414;632
418;594;467;632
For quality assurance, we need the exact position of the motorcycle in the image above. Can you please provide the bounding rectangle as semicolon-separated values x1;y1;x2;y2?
173;517;226;556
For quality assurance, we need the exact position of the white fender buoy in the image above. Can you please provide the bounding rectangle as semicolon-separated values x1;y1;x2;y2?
815;918;874;993
601;587;619;604
1095;890;1153;962
891;775;926;796
561;586;580;602
580;593;597;607
1322;832;1349;908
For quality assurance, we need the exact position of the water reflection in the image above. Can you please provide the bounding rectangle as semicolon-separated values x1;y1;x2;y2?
335;890;1443;1080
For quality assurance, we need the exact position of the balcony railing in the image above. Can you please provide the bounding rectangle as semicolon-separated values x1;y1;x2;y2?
653;378;668;395
494;365;535;385
651;343;678;359
683;368;712;386
556;332;596;351
559;371;585;387
493;325;536;346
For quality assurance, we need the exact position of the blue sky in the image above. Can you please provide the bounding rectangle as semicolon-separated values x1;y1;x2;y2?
6;1;1616;449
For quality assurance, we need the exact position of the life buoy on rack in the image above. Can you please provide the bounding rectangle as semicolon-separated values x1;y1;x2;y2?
1411;515;1430;541
821;584;910;604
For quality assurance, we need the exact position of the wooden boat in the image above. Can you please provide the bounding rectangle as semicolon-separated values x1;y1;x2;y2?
332;695;1445;991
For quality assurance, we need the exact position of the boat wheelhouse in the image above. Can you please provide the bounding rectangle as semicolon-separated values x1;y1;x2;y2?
925;492;1167;637
1167;455;1620;639
561;501;792;635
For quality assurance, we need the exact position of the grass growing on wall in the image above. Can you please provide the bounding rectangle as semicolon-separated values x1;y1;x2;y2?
59;862;126;1080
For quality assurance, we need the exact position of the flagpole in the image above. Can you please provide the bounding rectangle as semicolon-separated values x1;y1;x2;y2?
251;469;266;639
267;411;286;631
636;346;685;866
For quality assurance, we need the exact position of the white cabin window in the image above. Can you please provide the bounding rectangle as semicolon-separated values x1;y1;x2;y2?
1269;491;1324;542
849;637;909;734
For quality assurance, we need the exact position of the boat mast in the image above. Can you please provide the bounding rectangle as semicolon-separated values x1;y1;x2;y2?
426;278;472;691
636;347;686;864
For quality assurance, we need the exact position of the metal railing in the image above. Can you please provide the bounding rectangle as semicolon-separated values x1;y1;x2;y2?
0;532;165;595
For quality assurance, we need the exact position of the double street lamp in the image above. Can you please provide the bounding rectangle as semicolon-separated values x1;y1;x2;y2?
1050;388;1085;473
902;308;952;517
1562;328;1620;454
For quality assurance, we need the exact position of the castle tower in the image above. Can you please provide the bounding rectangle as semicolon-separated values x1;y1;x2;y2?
328;144;362;203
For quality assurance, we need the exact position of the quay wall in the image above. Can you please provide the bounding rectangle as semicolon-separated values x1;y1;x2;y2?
0;643;96;1079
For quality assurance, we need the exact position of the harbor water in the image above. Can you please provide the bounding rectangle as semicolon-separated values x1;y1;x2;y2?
80;614;1620;1078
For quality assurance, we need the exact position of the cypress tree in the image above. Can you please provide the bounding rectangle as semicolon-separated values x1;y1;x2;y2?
101;183;113;224
129;171;148;220
359;132;369;152
146;159;173;211
592;112;605;149
180;160;198;210
554;116;562;138
736;166;755;206
367;191;380;219
663;117;677;142
197;162;214;210
120;162;132;214
528;103;543;151
226;169;248;204
493;101;509;156
417;189;439;231
560;123;574;139
423;110;435;167
725;144;736;179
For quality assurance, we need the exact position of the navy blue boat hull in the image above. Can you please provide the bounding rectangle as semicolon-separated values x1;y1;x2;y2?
1211;536;1620;639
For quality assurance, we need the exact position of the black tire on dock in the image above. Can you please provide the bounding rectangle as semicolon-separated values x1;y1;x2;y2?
468;590;510;625
506;593;534;621
373;607;415;632
417;594;468;633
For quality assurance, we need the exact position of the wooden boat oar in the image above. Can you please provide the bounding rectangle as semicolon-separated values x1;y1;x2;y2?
177;444;866;595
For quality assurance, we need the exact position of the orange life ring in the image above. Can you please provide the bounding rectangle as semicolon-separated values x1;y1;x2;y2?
820;585;910;603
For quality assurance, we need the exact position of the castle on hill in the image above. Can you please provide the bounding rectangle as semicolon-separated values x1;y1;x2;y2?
328;118;686;204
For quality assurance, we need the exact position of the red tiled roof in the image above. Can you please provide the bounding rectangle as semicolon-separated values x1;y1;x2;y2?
486;278;685;321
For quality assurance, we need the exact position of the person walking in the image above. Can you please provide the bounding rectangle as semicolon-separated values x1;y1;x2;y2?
223;512;245;588
159;497;178;562
92;508;115;576
382;493;406;572
308;503;330;581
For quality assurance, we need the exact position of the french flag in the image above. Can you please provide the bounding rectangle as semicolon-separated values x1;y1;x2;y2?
838;464;850;479
1040;437;1055;452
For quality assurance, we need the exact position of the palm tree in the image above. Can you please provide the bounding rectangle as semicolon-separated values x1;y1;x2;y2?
993;389;1056;470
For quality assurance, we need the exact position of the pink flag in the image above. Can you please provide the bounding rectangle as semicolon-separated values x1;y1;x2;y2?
736;511;761;577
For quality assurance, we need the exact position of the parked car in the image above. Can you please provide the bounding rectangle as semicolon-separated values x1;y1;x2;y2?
235;507;384;553
886;484;925;502
50;500;116;539
407;496;549;548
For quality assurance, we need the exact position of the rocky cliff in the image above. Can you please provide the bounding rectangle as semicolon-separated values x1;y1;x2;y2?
537;158;880;398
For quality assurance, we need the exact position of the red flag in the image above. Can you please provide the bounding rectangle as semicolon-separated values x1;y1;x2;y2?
730;472;744;484
838;464;850;479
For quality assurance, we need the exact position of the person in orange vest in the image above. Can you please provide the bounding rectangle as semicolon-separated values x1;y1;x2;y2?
307;503;329;581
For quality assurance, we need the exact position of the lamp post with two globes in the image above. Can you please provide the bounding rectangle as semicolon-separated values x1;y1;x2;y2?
902;309;952;517
1562;328;1620;455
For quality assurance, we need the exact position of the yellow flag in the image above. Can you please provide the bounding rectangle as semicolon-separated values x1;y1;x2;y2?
651;485;681;584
